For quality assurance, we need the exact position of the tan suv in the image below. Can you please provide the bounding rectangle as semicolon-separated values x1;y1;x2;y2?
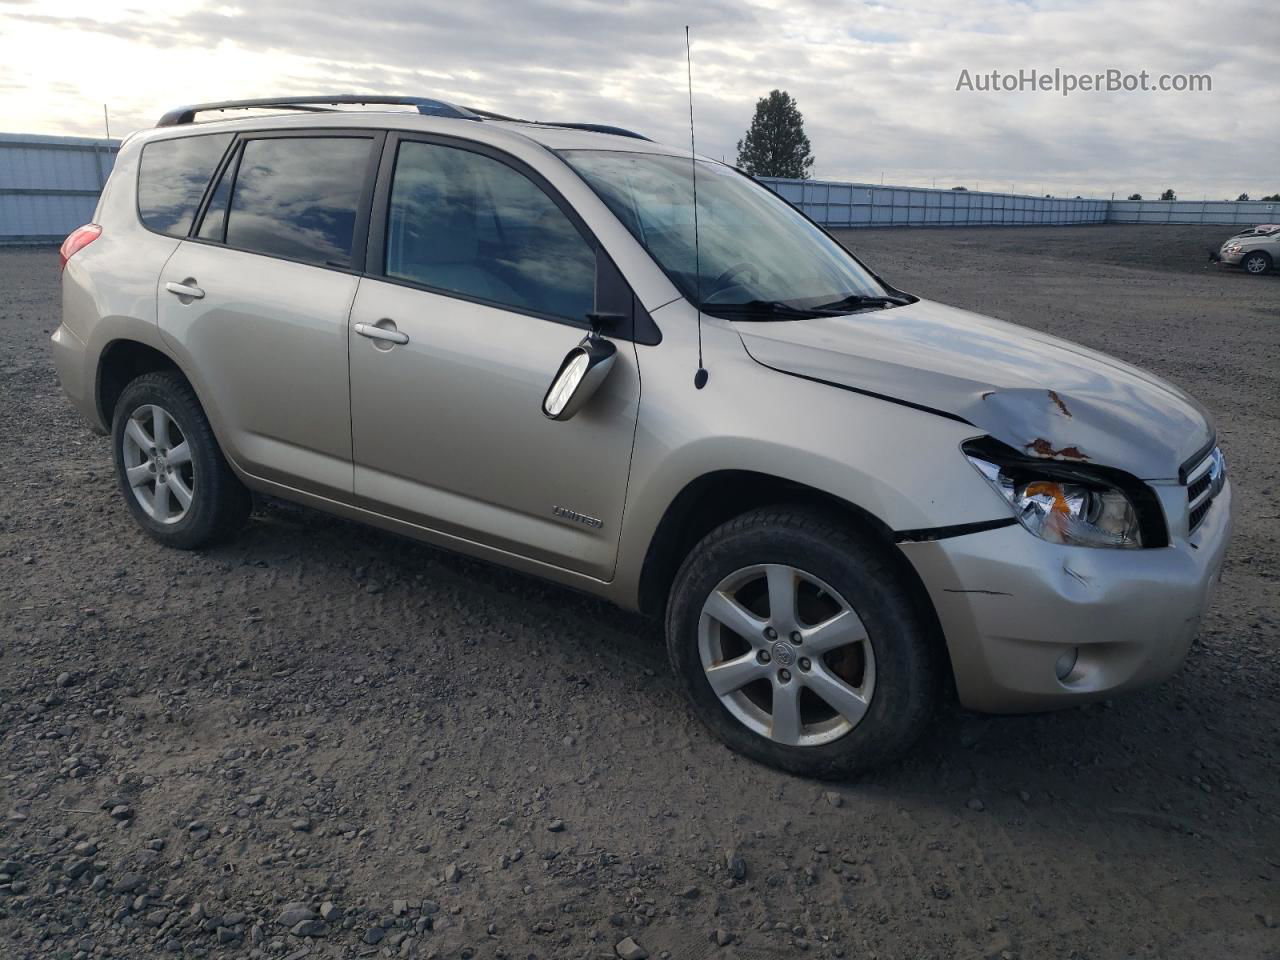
53;96;1233;777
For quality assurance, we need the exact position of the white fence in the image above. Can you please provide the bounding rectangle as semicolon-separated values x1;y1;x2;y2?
1107;199;1279;225
758;178;1109;227
759;176;1279;229
2;132;1277;242
0;134;120;244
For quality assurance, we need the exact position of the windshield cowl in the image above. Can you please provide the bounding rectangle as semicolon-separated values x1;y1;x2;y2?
699;292;915;322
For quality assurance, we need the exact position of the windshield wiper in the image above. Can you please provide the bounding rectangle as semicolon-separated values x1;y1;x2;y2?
812;292;912;312
700;299;843;320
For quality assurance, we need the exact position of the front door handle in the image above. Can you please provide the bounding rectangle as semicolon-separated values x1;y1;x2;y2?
165;280;205;300
354;322;409;346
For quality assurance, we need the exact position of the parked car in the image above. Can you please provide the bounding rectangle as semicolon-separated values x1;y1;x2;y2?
54;96;1233;778
1210;224;1278;274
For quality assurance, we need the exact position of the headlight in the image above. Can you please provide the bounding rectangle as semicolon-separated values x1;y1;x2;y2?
964;446;1144;548
1226;243;1242;253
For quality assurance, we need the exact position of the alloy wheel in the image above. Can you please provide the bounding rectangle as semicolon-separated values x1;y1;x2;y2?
121;403;195;524
697;563;876;747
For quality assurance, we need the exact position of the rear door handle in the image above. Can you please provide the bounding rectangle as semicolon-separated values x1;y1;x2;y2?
164;281;205;300
354;322;409;345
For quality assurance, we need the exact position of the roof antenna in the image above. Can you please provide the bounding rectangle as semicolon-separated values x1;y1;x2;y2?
686;26;708;390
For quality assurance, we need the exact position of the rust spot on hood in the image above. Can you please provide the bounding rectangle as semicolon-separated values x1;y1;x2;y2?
1048;390;1072;417
1025;438;1090;460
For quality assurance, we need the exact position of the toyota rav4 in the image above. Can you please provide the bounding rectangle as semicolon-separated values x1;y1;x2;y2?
53;96;1233;778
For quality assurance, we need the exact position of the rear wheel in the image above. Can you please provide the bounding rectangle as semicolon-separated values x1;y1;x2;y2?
666;506;939;778
1241;251;1272;275
111;371;250;549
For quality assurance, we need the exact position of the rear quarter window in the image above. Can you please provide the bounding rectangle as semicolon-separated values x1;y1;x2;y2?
137;134;233;237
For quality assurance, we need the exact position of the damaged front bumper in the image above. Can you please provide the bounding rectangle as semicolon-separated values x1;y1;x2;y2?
899;479;1234;713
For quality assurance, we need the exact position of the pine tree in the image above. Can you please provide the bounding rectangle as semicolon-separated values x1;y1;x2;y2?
735;90;814;179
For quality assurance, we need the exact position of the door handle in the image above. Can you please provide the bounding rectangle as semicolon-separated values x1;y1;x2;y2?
354;322;409;345
164;280;205;300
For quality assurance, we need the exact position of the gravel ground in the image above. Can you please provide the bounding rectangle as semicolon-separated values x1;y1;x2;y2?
1;224;1277;960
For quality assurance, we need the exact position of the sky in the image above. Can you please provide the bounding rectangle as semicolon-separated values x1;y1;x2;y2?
0;0;1275;200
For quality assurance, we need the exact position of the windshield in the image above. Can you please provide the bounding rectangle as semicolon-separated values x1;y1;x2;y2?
562;150;893;316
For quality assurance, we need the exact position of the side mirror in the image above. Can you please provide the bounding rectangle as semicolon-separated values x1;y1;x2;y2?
542;334;617;420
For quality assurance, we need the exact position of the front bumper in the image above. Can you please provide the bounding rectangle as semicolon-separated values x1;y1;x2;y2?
900;479;1234;713
1210;247;1243;265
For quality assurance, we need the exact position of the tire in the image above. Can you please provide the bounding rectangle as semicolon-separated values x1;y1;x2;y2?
111;371;251;549
666;506;939;779
1241;251;1272;275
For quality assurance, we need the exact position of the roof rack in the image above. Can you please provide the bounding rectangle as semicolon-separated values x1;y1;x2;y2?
154;94;653;141
156;95;481;127
463;108;651;141
536;122;651;141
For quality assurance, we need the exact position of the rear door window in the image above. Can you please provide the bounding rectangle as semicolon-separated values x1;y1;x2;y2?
223;137;374;268
137;134;233;237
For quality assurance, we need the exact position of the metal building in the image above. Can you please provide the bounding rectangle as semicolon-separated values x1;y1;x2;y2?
0;133;119;245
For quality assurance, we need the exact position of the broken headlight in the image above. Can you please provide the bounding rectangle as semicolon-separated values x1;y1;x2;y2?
964;443;1144;549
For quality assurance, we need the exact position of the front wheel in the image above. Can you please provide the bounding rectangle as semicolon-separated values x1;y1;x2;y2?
1241;251;1272;275
666;507;940;779
111;371;251;549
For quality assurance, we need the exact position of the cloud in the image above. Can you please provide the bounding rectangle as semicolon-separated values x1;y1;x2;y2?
0;0;1275;199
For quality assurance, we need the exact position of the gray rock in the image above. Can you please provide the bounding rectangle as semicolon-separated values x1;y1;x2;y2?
724;849;746;881
319;901;343;922
616;936;649;960
547;818;565;832
363;927;386;945
276;903;316;927
967;798;986;812
113;873;145;894
290;919;329;937
824;791;844;807
714;928;734;946
63;857;92;879
444;862;462;883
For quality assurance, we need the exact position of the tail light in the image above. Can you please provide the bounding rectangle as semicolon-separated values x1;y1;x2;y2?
59;224;102;271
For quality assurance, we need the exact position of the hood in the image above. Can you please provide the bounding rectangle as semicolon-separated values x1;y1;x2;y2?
735;298;1213;480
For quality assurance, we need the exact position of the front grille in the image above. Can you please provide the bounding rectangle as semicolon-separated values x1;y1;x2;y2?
1186;447;1225;534
1187;471;1211;505
1189;499;1211;532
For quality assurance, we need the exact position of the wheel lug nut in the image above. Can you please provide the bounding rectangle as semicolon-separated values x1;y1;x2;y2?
778;668;791;682
798;657;811;671
790;631;802;644
758;651;771;664
764;627;777;640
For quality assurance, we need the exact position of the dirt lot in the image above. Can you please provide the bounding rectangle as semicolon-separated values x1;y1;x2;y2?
1;224;1277;960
